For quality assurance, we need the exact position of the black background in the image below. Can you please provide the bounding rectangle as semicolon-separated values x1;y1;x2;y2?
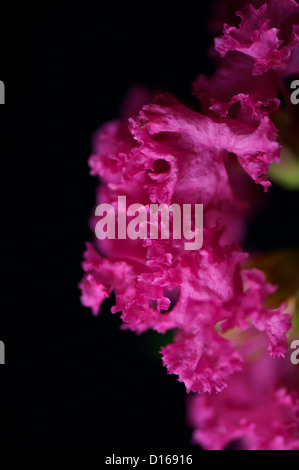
1;1;298;450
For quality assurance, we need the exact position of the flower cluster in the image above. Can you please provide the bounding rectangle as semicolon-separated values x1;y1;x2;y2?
80;0;299;449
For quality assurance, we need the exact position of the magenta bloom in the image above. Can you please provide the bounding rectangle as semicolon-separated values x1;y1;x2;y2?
188;337;299;450
80;90;291;393
80;0;299;449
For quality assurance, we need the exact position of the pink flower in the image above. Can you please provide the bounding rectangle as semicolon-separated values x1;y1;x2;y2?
194;0;298;144
187;342;299;450
79;88;291;391
214;0;299;76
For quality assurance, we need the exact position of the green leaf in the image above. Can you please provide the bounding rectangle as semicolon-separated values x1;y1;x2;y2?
269;147;299;190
